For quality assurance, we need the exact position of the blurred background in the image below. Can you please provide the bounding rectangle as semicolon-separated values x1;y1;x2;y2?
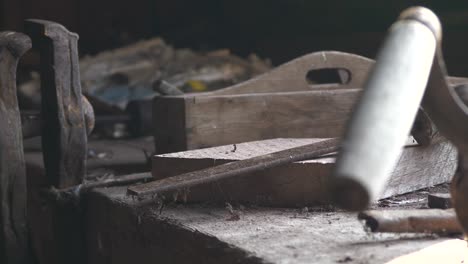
2;0;468;75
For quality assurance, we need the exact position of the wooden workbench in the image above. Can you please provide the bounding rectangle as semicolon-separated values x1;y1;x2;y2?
85;185;465;264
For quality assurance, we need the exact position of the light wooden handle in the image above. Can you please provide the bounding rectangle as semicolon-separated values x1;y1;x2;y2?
331;7;441;211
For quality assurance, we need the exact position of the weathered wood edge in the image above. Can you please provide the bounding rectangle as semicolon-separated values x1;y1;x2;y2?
24;19;87;188
0;31;32;264
85;188;268;264
149;138;457;207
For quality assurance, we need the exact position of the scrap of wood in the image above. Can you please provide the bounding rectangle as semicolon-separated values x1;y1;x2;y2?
151;138;457;207
358;209;462;234
129;138;339;197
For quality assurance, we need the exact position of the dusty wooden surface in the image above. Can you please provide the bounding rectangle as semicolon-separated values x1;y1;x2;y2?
86;186;463;264
151;138;457;207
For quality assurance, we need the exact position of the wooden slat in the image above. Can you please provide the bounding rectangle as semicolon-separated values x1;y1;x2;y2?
154;89;361;153
152;138;457;207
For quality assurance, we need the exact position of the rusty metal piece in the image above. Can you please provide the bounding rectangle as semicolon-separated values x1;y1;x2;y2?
127;138;339;198
331;7;440;211
358;209;461;234
0;32;31;264
45;172;152;205
24;20;87;188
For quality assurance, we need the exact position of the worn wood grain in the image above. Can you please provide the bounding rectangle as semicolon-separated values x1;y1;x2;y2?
24;20;87;188
153;49;468;154
154;51;372;153
151;138;457;207
155;89;361;153
86;186;459;264
0;32;31;264
208;51;373;95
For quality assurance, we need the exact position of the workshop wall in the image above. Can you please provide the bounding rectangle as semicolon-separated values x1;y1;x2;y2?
2;0;468;74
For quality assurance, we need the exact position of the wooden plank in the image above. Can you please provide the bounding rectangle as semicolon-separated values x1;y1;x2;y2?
152;138;457;207
154;89;361;153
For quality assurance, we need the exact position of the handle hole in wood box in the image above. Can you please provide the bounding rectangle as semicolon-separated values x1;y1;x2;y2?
306;68;351;86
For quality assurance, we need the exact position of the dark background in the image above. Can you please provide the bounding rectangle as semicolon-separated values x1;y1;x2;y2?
2;0;468;75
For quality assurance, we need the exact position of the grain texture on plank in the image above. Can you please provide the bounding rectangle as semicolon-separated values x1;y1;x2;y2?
155;89;361;153
25;20;88;188
208;51;373;95
152;138;456;207
153;51;372;154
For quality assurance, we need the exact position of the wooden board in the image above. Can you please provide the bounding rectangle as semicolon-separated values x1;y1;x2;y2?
152;138;457;207
154;89;362;153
